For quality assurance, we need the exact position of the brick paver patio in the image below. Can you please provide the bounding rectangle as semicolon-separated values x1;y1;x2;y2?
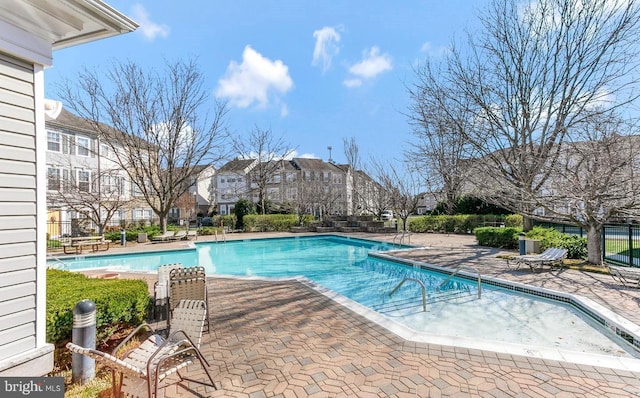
84;232;640;397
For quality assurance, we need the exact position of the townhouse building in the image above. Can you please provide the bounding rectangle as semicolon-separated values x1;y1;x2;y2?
45;107;216;234
214;157;381;217
215;158;259;215
45;108;155;232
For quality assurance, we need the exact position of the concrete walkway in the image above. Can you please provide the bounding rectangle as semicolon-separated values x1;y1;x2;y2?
76;232;640;397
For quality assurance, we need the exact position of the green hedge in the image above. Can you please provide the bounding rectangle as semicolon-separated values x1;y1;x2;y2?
243;214;304;232
504;214;523;228
473;226;587;259
524;227;587;259
104;225;162;242
408;214;508;234
474;227;522;249
46;269;151;344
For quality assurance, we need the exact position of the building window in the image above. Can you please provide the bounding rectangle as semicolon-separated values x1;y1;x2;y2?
323;172;330;182
103;175;124;195
62;134;75;155
77;170;91;192
101;144;110;158
76;136;90;156
131;181;144;197
47;167;60;190
47;132;61;152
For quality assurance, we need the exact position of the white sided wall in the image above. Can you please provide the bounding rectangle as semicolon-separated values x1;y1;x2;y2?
0;51;53;376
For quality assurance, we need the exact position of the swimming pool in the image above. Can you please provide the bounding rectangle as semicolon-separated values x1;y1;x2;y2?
53;235;640;369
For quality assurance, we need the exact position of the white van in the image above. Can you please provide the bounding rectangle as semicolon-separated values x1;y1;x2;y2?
381;210;394;220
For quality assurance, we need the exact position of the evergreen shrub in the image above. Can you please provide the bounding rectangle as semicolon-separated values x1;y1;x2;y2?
46;269;151;344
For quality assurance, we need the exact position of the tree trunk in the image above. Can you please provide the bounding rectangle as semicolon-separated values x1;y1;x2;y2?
159;214;168;233
586;224;603;265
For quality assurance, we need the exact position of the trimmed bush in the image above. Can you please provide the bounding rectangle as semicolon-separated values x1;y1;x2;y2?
408;214;508;234
104;225;162;242
504;214;523;228
243;214;300;232
474;227;521;249
525;227;586;259
46;269;151;344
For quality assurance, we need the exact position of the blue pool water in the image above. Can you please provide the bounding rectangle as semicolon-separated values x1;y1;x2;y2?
53;235;638;361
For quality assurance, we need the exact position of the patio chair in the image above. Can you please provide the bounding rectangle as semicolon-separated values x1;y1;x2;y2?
173;230;187;240
169;267;209;331
607;264;640;287
66;299;216;398
151;231;176;243
186;230;198;240
507;247;567;272
154;263;183;320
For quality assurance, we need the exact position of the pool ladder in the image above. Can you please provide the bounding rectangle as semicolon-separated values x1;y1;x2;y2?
389;266;482;311
214;228;227;243
47;254;69;270
439;265;482;299
389;278;426;311
393;230;410;245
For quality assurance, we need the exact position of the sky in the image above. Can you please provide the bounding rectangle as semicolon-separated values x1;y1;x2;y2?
44;1;487;166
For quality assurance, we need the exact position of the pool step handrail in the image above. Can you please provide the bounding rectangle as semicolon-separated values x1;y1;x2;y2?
47;254;69;270
439;265;482;299
392;230;411;245
389;277;426;311
214;228;227;243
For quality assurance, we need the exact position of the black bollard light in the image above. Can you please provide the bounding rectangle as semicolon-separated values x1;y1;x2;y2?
120;229;126;246
71;299;96;384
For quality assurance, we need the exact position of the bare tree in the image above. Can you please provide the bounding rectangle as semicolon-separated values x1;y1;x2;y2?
58;59;229;232
540;112;640;264
406;61;475;215
174;191;198;229
371;158;423;231
48;164;130;235
343;137;364;215
233;127;295;214
446;0;640;230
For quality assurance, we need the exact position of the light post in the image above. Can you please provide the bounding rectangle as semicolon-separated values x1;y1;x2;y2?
192;191;198;229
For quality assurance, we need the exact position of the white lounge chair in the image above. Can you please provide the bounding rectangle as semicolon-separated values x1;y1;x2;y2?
173;230;187;240
607;264;640;287
151;231;176;243
508;247;567;272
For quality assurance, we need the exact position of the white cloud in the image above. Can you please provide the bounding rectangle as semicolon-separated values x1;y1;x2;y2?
420;41;449;58
215;46;294;109
280;104;289;117
131;4;169;41
312;26;341;72
297;152;317;159
343;46;392;88
342;78;363;88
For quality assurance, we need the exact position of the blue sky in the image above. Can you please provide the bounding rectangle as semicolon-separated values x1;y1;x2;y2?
45;1;486;165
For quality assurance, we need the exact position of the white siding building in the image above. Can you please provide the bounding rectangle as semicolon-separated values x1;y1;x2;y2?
0;1;136;376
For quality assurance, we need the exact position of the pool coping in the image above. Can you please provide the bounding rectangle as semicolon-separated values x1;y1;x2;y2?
57;235;640;371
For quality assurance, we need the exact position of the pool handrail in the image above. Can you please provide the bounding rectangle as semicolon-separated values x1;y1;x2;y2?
389;277;426;312
439;265;482;299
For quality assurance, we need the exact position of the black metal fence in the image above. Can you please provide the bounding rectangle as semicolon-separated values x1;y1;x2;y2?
46;218;160;249
534;221;640;267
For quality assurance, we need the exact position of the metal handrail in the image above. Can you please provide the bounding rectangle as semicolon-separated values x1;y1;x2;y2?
389;277;426;311
214;228;227;243
47;254;69;270
392;230;410;245
439;265;482;299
